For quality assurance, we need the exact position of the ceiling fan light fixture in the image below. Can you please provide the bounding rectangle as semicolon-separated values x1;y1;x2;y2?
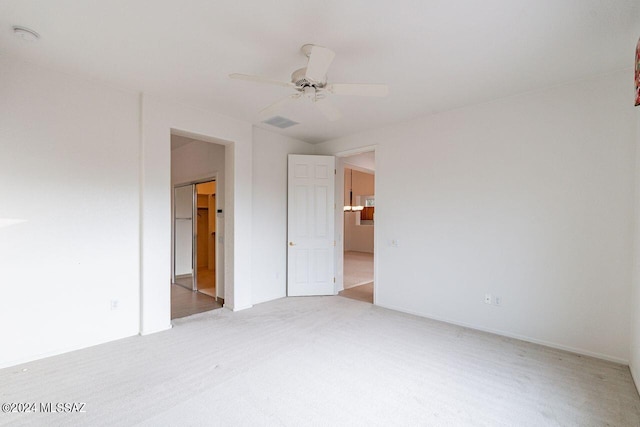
304;86;316;99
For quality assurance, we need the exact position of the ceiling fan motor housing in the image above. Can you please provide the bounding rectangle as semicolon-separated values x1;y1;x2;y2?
291;67;325;88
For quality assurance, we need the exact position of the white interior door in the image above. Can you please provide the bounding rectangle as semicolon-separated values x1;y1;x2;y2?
287;154;336;296
174;184;195;291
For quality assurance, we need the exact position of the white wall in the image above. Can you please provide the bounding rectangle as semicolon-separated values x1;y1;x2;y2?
251;127;313;304
0;55;313;369
317;70;636;363
0;56;140;368
172;139;226;186
344;213;374;253
171;138;226;296
3;53;636;370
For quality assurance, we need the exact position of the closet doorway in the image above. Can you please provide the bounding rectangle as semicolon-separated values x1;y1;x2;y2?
173;179;217;294
172;178;221;319
170;134;226;319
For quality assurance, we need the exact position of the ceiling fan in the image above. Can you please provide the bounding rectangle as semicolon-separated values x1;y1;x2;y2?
229;44;389;122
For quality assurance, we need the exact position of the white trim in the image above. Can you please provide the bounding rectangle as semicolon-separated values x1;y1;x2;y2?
224;303;253;312
344;163;374;175
630;364;640;396
140;323;173;336
335;145;377;158
377;302;629;365
138;93;145;336
173;175;218;188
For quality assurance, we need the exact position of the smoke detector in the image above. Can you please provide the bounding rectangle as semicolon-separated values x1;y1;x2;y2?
13;26;40;42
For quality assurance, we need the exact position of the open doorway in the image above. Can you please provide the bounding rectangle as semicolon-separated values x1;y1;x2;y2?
170;134;225;319
339;151;375;303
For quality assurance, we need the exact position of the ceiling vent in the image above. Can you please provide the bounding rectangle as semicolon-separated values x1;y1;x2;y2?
262;116;299;129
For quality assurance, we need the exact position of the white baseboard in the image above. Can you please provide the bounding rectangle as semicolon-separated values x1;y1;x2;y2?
375;302;629;365
0;330;140;370
140;323;172;336
630;365;640;397
224;303;253;312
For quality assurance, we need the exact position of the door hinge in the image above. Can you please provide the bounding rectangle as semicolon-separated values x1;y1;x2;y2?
333;277;336;283
333;240;336;246
335;169;337;175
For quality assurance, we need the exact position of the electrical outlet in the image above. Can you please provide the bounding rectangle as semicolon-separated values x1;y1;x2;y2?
484;294;492;304
110;300;119;311
391;239;399;247
495;296;502;306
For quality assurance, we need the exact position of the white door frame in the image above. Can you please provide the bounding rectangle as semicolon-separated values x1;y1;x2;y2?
334;145;378;305
140;95;254;336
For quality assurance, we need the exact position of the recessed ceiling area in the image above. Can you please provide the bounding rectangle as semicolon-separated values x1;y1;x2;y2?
0;0;638;143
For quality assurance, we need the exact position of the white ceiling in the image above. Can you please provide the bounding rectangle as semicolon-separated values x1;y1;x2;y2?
1;1;638;143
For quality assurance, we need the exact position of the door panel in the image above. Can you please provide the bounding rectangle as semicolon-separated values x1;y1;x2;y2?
295;249;309;284
194;181;216;294
287;154;336;296
174;184;195;291
197;208;208;268
294;185;308;237
315;185;328;236
208;195;216;271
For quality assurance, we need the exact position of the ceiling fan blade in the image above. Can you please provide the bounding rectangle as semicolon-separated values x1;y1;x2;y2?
305;46;335;82
229;73;294;88
258;94;300;121
325;83;389;97
315;98;342;121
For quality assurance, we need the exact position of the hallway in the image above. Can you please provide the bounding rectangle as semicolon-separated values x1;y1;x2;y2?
171;284;222;319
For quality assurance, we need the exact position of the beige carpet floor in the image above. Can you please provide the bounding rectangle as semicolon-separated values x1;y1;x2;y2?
344;250;373;288
1;296;639;426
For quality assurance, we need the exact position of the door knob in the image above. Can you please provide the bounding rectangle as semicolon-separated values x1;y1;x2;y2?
289;242;295;246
